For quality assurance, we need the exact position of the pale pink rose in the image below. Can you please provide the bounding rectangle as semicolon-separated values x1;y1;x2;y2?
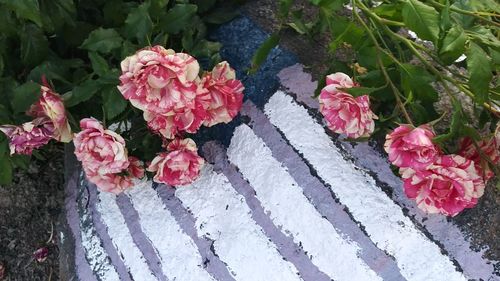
202;62;244;127
27;81;72;142
325;72;357;90
384;124;440;170
147;138;204;186
0;118;54;155
458;137;499;181
73;118;129;175
117;46;200;114
400;155;485;216
86;157;144;194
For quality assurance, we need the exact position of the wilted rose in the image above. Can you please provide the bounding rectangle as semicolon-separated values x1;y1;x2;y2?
0;118;54;155
384;124;440;170
202;61;244;127
147;138;204;186
400;155;485;216
74;118;129;176
27;82;72;142
33;247;49;263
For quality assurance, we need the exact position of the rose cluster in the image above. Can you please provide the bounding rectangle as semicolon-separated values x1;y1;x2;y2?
0;46;244;194
385;124;498;216
319;72;377;139
0;79;72;155
117;45;244;188
73;118;145;194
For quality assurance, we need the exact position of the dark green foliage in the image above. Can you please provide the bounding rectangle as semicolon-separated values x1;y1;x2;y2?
0;0;241;184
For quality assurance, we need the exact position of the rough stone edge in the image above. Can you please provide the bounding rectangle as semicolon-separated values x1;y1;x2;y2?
58;144;78;281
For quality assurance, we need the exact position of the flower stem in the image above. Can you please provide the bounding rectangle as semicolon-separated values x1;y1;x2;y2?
353;0;413;125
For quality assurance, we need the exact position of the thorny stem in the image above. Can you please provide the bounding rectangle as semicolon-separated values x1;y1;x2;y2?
357;2;499;115
353;0;414;125
426;0;500;28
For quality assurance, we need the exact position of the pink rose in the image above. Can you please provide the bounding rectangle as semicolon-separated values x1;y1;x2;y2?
0;118;54;155
384;124;440;170
400;155;485;216
325;72;357;89
86;157;144;194
147;138;204;186
202;61;244;127
27;81;72;142
319;73;377;138
144;99;209;139
458;137;499;181
74;118;129;175
118;46;200;114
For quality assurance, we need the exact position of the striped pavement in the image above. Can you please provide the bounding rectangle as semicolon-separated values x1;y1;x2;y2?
61;16;498;281
63;87;498;280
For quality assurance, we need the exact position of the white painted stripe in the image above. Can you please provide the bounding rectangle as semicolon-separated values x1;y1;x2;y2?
97;191;158;281
126;181;215;281
80;213;120;281
228;124;382;281
176;165;302;281
264;91;467;281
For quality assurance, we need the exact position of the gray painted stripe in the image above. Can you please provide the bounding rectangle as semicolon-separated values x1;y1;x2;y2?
155;184;236;281
77;173;121;281
116;194;169;281
203;141;332;281
88;183;132;281
64;174;98;281
278;63;497;279
264;91;466;281
240;100;407;281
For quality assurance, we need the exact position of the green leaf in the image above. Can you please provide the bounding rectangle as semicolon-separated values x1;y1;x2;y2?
149;0;170;19
249;33;280;74
0;0;43;27
64;79;102;107
88;52;109;76
438;26;467;65
20;24;49;67
340;86;387;97
124;2;153;43
10;154;30;170
0;153;12;185
203;7;239;25
80;28;123;54
400;64;438;103
466;42;492;104
0;55;3;77
451;0;475;27
279;0;293;19
102;86;127;120
373;3;404;22
28;57;83;84
40;0;76;33
11;81;40;113
402;0;440;43
433;100;463;143
191;0;216;13
439;0;452;33
160;4;197;34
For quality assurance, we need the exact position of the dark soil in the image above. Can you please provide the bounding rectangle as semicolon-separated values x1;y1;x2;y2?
243;0;500;267
0;147;64;281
